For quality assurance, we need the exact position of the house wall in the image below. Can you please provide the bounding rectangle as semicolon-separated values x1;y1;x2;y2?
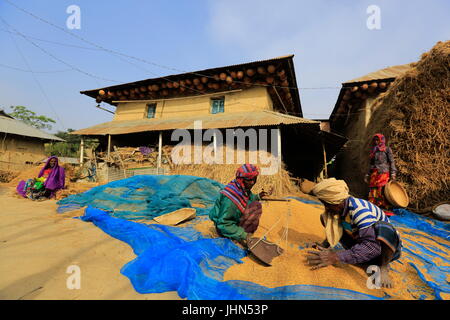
0;134;47;171
335;97;377;197
113;86;274;121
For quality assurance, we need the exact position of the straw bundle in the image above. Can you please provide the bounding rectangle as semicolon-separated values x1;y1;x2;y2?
363;41;450;210
170;145;301;196
170;163;301;197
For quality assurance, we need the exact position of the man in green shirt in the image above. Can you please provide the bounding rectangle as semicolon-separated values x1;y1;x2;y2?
209;164;269;246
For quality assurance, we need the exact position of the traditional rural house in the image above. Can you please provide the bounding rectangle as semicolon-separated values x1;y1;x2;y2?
328;63;413;195
0;109;65;171
73;55;346;181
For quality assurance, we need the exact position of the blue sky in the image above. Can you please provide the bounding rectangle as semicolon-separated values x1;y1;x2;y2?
0;0;448;133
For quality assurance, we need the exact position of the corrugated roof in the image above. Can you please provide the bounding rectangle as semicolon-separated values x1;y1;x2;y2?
0;115;65;141
344;63;413;84
71;110;318;136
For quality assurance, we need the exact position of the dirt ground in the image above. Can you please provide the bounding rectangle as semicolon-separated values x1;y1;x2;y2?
0;183;180;300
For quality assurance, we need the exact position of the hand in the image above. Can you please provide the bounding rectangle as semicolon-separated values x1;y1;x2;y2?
259;187;273;199
240;233;253;248
364;175;369;184
305;247;340;270
305;241;328;250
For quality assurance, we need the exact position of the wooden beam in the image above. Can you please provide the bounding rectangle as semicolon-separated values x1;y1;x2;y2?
273;86;289;114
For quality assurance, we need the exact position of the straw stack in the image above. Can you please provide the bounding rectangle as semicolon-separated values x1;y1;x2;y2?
363;41;450;210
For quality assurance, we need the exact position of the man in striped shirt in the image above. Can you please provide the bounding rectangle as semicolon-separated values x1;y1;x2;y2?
306;178;402;288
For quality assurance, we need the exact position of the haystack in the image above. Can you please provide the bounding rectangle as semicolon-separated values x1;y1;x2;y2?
364;41;450;210
168;144;303;197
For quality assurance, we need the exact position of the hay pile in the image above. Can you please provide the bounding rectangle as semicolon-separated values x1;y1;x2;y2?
168;145;304;197
0;170;16;183
170;163;301;197
364;41;450;210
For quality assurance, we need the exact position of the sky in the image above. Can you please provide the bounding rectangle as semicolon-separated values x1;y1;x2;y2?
0;0;448;133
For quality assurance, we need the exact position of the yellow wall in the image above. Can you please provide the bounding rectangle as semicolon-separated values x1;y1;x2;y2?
0;135;46;171
113;87;274;121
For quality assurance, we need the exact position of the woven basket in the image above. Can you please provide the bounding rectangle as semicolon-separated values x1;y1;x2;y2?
384;181;409;208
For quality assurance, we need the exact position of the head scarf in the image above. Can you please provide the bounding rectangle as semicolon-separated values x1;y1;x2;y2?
320;212;343;248
370;133;387;159
38;156;65;192
220;164;259;213
312;178;349;205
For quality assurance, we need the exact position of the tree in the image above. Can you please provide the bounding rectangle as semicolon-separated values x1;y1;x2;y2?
8;105;56;131
45;128;99;158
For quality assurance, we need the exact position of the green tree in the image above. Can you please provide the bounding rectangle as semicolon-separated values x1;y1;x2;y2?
45;128;99;158
8;105;56;131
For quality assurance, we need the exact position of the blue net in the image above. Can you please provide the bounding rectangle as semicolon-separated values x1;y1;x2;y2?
59;175;450;300
80;206;383;300
58;175;223;219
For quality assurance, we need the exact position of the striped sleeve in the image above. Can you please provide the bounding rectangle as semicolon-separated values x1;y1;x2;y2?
349;198;382;229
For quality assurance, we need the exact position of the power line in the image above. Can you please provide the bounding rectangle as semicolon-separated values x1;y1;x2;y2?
0;16;120;83
1;18;66;131
0;62;72;73
2;0;342;91
0;28;102;51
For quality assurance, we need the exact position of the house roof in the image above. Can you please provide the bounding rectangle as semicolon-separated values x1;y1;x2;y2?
0;112;65;141
344;63;413;84
80;55;303;116
71;110;319;136
329;63;413;128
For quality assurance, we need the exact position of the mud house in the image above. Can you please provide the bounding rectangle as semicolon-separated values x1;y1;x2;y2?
0;109;65;171
328;63;413;196
73;56;346;181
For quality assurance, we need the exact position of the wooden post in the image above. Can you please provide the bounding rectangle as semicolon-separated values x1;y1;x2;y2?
213;130;218;163
276;127;282;171
157;131;162;173
107;135;111;161
107;134;111;182
322;140;328;179
79;137;85;166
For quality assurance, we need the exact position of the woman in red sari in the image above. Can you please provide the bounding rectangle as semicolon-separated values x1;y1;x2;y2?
365;134;397;209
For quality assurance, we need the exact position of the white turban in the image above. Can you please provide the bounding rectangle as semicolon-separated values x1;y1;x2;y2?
312;178;349;205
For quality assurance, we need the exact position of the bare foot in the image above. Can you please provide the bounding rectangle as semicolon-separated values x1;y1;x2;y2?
380;265;393;288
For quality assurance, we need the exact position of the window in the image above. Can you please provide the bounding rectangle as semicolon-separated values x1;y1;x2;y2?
147;103;156;118
211;97;224;114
